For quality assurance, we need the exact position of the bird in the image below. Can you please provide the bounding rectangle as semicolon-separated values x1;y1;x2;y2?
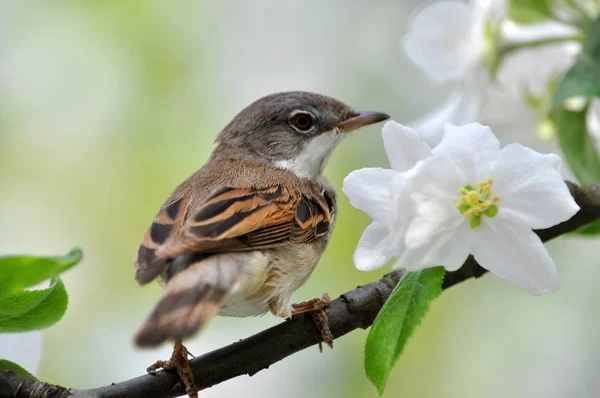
133;91;389;397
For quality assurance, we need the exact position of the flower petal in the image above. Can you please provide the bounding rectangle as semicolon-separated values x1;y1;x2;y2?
403;1;482;83
381;121;432;172
396;220;472;272
497;39;580;98
0;331;42;375
405;151;469;211
501;20;581;43
424;221;473;271
433;122;500;182
354;221;397;271
393;244;429;271
491;143;579;229
473;219;559;295
404;193;463;249
342;168;401;223
408;83;482;147
401;155;468;254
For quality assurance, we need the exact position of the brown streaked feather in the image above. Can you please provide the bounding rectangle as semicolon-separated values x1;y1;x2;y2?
155;185;331;259
135;252;261;346
135;196;192;284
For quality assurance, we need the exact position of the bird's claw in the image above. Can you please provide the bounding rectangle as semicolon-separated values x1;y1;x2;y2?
291;293;334;350
146;340;198;398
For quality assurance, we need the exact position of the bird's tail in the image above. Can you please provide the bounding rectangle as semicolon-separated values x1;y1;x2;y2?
135;253;254;346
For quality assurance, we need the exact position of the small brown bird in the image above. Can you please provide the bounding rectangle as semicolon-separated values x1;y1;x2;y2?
134;91;388;396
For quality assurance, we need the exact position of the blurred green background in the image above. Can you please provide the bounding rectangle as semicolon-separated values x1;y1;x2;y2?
1;1;600;397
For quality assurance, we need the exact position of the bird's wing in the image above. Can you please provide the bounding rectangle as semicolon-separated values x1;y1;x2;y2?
135;185;331;284
157;185;332;257
135;195;193;284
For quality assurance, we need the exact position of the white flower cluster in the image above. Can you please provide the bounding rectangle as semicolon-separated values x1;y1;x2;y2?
344;121;579;295
403;0;600;145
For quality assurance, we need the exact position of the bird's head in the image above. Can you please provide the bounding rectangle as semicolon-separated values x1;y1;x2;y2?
215;91;389;179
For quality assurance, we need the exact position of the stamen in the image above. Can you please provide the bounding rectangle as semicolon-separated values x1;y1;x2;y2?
456;178;500;229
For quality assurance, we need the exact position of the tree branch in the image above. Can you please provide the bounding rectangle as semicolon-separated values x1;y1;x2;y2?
2;182;600;398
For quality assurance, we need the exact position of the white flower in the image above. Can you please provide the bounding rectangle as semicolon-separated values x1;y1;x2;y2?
0;331;42;376
403;0;497;144
344;122;580;295
402;1;584;143
403;1;493;84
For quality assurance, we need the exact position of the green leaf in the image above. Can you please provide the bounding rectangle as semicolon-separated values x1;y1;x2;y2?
572;219;600;235
554;107;600;184
0;359;37;380
365;267;445;395
0;248;82;298
0;278;68;332
508;0;553;24
554;105;600;237
554;16;600;105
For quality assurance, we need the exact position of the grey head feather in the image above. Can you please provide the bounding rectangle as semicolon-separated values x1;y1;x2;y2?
213;91;353;163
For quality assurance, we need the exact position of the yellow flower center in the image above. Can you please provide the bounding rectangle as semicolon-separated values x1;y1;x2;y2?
456;178;501;228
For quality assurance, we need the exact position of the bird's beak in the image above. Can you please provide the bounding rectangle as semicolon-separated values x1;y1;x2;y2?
333;110;390;132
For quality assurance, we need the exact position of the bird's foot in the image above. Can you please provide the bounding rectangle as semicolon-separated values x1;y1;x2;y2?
147;339;198;398
291;293;334;351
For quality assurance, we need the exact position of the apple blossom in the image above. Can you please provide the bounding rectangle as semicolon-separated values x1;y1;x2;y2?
402;0;496;144
344;121;580;295
402;0;586;144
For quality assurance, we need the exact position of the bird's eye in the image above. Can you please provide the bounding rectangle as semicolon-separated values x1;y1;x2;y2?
290;111;316;132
